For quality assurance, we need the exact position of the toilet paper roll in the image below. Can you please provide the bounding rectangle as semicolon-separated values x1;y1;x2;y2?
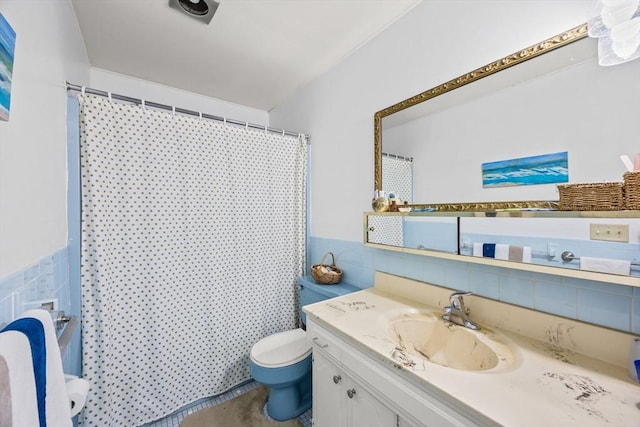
66;378;90;417
628;337;640;383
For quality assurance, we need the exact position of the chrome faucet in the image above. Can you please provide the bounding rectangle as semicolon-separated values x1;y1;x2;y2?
442;291;480;330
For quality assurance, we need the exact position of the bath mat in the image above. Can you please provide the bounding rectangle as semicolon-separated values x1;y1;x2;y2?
180;386;302;427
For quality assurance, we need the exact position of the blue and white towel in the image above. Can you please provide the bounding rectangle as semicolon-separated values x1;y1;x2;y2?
0;330;40;426
0;309;72;427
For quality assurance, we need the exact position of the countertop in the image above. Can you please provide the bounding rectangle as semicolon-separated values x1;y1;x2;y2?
304;285;640;426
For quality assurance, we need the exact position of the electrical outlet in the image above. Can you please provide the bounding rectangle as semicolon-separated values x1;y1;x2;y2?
589;223;629;243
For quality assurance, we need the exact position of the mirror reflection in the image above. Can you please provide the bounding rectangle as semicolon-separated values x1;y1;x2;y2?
376;25;640;207
366;215;457;253
365;213;640;278
459;216;640;277
370;23;640;281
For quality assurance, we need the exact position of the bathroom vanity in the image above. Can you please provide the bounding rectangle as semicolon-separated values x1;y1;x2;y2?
304;272;639;427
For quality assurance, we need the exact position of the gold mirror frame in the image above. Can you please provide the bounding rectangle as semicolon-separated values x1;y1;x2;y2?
373;24;589;212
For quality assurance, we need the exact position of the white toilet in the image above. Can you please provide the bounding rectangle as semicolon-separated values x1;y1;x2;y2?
249;278;358;421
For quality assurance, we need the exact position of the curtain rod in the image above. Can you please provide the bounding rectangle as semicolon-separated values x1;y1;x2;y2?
65;82;310;142
382;152;413;162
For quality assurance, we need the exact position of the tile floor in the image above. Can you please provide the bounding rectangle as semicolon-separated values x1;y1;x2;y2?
142;380;312;427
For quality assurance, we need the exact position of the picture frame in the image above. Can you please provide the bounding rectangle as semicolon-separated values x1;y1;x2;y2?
0;13;16;122
482;151;569;188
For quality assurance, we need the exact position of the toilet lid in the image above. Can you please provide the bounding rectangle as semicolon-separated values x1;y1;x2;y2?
250;328;312;368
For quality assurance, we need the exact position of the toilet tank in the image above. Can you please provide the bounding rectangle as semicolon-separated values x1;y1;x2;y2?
298;276;360;326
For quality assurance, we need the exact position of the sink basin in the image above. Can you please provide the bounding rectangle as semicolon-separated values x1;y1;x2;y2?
387;312;516;372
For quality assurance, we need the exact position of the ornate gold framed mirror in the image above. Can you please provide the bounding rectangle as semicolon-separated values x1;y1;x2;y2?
373;23;590;212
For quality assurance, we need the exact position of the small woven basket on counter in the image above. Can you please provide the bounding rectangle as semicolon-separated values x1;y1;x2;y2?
311;252;343;285
624;171;640;210
557;181;624;211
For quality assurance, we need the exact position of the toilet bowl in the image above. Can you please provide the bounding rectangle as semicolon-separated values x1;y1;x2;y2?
249;328;312;421
249;278;360;421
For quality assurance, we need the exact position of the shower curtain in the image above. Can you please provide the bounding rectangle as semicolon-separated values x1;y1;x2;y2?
382;153;413;204
78;94;307;426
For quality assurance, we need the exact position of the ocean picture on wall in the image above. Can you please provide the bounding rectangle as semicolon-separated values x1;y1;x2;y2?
482;151;568;188
0;13;16;122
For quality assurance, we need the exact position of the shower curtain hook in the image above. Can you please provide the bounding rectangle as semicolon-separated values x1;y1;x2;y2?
282;129;285;136
199;112;203;121
223;117;227;125
245;122;249;130
264;125;268;133
81;86;86;96
172;106;176;116
141;99;146;110
108;92;112;102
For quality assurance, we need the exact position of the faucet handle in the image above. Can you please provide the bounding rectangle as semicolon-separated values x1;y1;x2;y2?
449;291;472;309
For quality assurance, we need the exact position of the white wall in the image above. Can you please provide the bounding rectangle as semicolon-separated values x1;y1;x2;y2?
90;69;268;125
384;54;640;203
0;1;269;279
0;0;90;277
269;0;593;243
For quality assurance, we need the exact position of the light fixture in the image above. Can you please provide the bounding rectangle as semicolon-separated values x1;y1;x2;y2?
588;0;640;65
168;0;219;24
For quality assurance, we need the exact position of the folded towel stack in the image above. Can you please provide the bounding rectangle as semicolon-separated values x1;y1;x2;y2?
473;243;531;263
0;309;73;427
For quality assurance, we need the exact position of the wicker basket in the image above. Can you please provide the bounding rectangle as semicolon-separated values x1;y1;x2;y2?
311;252;343;285
624;171;640;210
557;182;624;211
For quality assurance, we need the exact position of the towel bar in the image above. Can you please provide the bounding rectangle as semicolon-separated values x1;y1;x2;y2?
560;251;639;268
56;315;79;357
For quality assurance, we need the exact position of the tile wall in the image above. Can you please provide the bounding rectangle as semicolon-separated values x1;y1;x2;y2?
309;236;640;335
0;246;80;374
0;247;71;325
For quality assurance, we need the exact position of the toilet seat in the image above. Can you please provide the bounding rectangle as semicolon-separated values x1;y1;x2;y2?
250;328;312;368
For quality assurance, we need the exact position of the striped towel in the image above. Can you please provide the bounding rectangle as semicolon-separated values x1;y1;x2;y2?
0;330;40;426
1;310;72;427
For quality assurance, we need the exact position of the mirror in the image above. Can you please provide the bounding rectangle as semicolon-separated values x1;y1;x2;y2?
458;215;640;279
374;24;640;210
369;23;640;281
366;215;457;253
365;212;640;283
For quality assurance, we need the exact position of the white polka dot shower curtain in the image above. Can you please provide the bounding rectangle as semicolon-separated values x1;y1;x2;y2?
78;94;307;426
382;154;413;204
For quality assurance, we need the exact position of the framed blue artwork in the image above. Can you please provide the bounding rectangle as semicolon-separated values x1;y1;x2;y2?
0;13;16;122
482;151;568;188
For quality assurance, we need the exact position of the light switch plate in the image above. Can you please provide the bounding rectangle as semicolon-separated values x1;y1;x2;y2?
589;223;629;243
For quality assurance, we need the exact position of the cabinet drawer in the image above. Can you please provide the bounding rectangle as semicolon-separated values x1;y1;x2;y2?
307;320;342;361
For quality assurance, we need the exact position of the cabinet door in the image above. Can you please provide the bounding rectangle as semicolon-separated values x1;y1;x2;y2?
313;351;345;427
346;377;396;427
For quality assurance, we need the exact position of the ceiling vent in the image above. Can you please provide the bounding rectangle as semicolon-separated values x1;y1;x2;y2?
168;0;219;24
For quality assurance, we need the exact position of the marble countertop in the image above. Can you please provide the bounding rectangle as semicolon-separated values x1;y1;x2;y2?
304;287;640;427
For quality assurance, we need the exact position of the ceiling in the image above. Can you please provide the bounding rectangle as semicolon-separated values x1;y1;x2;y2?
70;0;421;111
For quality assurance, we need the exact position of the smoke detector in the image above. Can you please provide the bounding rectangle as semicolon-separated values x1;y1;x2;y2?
168;0;219;24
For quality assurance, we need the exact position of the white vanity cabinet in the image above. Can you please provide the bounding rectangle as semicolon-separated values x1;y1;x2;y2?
307;318;485;427
313;350;395;427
